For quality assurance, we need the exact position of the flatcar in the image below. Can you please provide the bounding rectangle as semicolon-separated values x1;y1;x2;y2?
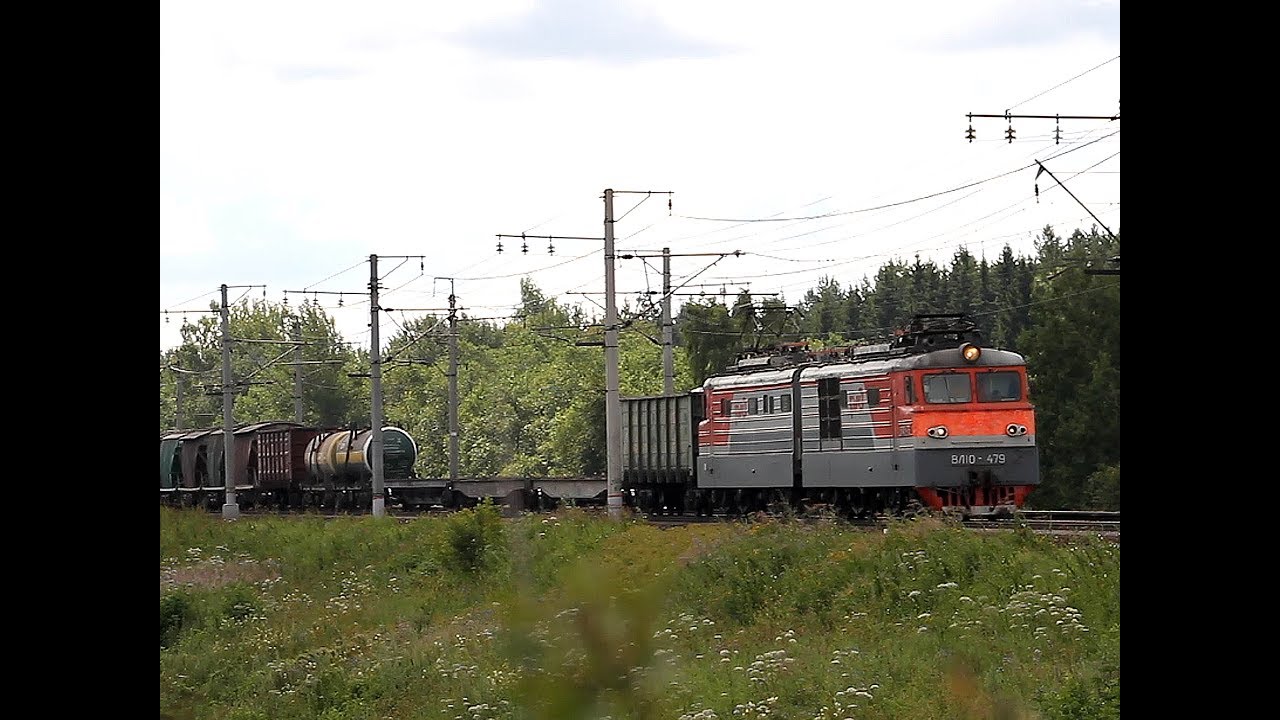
622;314;1038;517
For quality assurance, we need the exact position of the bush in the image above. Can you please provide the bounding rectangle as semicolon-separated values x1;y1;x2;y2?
1085;463;1120;511
161;590;195;648
438;500;506;575
674;522;813;626
1038;670;1120;720
220;583;262;624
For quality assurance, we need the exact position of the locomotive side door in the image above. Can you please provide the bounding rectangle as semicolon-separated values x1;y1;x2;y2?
888;370;919;486
889;373;900;481
817;375;844;452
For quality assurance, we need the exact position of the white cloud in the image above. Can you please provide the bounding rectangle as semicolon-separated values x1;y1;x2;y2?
159;193;217;258
457;0;729;62
161;0;1119;350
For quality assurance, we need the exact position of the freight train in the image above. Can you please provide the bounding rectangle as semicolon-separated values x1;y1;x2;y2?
159;422;599;511
161;314;1038;517
622;314;1039;517
159;424;428;510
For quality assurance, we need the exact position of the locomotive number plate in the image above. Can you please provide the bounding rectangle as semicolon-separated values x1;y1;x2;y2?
951;453;1006;466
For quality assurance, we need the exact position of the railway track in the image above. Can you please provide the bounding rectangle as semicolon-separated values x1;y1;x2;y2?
974;510;1119;534
640;510;1119;536
227;506;1119;538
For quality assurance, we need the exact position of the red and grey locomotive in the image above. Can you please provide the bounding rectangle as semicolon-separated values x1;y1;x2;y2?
623;314;1039;517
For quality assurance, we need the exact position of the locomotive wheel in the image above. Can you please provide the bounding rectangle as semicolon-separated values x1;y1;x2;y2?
766;489;789;515
752;490;770;514
898;491;924;518
725;490;742;517
846;489;868;520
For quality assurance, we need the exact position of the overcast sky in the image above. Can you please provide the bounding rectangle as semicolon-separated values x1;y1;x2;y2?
160;0;1119;351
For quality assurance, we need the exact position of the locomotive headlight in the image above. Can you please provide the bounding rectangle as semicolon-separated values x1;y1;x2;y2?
927;425;949;439
1006;423;1028;437
960;343;981;363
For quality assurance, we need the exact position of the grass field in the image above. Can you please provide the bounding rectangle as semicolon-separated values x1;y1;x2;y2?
160;505;1119;719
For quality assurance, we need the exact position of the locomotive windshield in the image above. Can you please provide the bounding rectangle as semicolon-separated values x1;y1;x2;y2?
923;373;971;403
977;371;1022;402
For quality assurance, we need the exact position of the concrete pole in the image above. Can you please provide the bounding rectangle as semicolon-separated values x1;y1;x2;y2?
369;255;386;518
448;284;459;485
292;318;304;424
220;284;239;520
604;189;623;519
662;247;674;395
174;374;185;431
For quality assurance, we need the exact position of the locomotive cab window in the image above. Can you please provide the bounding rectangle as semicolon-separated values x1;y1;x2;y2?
978;371;1021;402
719;398;731;417
924;373;972;404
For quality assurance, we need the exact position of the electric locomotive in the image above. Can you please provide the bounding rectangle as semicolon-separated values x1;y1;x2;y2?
623;314;1039;517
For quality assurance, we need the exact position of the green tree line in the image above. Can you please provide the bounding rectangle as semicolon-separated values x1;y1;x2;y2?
160;225;1119;509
